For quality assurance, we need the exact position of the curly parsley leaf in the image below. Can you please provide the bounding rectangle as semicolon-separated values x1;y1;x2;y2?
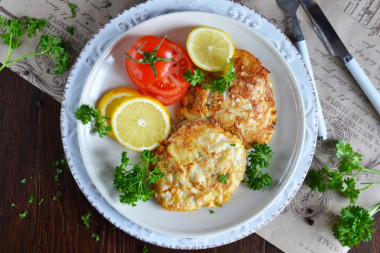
306;140;380;204
68;3;78;18
81;212;91;228
218;174;228;184
91;233;100;242
39;34;70;75
75;104;111;138
142;245;149;253
332;203;380;248
183;58;236;94
66;25;75;36
113;150;164;206
0;16;70;74
19;209;29;219
245;143;273;190
183;68;205;86
28;195;34;203
211;58;236;93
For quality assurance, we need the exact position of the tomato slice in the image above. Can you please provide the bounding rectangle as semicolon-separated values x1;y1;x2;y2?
126;35;193;105
137;87;188;106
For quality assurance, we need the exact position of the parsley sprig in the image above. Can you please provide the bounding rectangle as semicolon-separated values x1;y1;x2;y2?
306;140;380;204
332;203;380;248
218;174;228;184
183;58;236;94
68;3;77;18
306;140;380;248
19;209;29;219
245;143;273;190
75;104;111;138
0;16;70;74
113;150;165;206
81;212;91;228
91;233;100;242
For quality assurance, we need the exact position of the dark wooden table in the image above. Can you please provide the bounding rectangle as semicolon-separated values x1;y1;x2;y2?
1;67;379;252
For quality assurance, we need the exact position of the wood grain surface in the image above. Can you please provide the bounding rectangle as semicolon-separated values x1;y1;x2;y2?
0;67;379;252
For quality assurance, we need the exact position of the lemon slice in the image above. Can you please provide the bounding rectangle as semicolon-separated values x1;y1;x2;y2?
186;26;234;71
97;87;140;138
111;96;170;151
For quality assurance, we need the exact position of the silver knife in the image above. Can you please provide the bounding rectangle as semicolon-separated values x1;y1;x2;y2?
299;0;380;116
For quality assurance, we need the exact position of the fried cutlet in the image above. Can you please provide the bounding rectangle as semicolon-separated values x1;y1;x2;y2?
177;49;276;147
152;120;247;211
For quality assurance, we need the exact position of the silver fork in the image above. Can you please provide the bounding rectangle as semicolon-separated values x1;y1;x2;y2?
277;0;327;140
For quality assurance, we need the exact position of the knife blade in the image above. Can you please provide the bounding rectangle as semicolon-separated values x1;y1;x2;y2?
299;0;380;116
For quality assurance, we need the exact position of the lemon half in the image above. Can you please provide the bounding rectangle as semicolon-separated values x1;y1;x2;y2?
111;96;170;152
186;26;235;71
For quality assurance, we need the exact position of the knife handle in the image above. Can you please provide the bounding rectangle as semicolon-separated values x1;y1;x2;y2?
295;40;328;140
345;57;380;116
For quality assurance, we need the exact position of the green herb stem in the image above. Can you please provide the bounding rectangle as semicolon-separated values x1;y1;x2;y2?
359;182;380;191
6;36;23;64
368;202;380;217
4;34;13;64
362;167;380;175
1;51;43;70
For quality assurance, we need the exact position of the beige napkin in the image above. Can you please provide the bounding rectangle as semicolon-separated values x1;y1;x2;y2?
1;0;379;252
252;1;380;252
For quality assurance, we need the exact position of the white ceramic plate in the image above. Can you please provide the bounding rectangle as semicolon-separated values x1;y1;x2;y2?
61;0;317;249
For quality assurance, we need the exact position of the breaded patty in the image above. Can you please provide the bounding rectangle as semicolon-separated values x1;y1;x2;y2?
177;49;276;147
152;120;247;211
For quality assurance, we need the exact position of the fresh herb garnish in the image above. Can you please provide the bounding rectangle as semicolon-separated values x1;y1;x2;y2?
38;199;44;205
11;203;16;207
183;58;236;94
28;195;34;203
218;174;227;184
55;168;63;182
75;104;112;138
245;143;273;190
19;209;29;219
142;245;149;253
332;203;380;248
306;140;380;247
183;68;205;86
124;36;174;78
21;178;27;184
230;143;236;147
52;196;57;201
68;3;77;18
66;25;75;36
209;210;215;214
0;16;70;74
113;150;164;206
104;2;112;8
306;140;380;204
81;212;91;228
91;233;100;241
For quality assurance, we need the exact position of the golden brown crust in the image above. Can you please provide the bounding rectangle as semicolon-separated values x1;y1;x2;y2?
177;49;277;148
152;120;247;211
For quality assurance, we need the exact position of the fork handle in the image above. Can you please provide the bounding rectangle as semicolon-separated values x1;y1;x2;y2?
295;40;328;140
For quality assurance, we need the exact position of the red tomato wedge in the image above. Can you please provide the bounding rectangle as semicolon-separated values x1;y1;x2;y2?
125;35;193;105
